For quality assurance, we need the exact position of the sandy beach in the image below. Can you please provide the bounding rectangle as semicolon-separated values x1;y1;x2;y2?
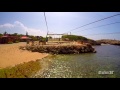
0;42;49;69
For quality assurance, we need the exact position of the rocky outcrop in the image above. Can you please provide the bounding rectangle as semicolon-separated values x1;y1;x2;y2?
20;44;96;54
96;39;120;46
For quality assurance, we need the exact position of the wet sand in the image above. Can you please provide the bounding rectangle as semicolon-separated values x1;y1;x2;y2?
0;42;49;69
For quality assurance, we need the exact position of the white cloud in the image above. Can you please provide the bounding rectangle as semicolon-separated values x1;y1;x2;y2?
0;23;14;28
0;21;46;36
14;21;25;28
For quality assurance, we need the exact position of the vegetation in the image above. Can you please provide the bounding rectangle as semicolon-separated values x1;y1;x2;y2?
0;32;48;44
62;35;88;41
62;35;101;45
28;35;47;41
15;41;19;43
8;41;13;44
17;34;24;38
0;60;41;78
12;33;18;36
42;37;48;42
3;31;7;35
0;33;3;37
87;39;101;45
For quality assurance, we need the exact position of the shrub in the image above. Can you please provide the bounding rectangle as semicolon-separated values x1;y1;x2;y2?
62;35;88;41
15;41;19;43
8;41;13;44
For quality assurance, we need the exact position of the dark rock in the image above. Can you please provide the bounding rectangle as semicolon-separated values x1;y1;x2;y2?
20;44;96;54
93;50;97;53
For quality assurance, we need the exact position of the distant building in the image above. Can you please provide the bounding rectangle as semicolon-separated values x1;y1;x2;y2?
0;34;19;44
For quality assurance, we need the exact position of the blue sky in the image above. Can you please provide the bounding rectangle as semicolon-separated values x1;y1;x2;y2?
0;12;120;40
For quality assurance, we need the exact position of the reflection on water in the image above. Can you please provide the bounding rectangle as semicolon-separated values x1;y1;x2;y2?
32;45;120;78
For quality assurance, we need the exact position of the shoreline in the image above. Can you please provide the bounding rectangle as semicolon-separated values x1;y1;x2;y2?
0;42;49;69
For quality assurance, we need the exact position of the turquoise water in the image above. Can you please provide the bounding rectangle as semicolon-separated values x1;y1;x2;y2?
32;45;120;78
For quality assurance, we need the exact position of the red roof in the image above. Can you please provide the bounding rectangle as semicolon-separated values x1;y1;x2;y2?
20;36;31;39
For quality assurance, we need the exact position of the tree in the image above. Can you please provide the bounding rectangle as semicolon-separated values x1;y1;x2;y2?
13;33;18;36
36;36;40;40
4;31;7;35
0;33;3;37
49;36;52;39
26;31;28;36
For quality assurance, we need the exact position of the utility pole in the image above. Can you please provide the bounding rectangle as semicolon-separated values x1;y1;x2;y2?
44;12;49;42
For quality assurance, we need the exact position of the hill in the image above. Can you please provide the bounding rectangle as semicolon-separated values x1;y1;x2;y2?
62;35;101;45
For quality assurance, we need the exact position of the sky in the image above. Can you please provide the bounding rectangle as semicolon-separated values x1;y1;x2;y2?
0;12;120;40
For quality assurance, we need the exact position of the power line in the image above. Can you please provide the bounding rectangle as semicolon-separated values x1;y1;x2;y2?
64;14;120;33
82;32;120;36
73;22;120;33
44;12;49;34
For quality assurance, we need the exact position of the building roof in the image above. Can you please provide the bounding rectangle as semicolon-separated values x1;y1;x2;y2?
20;36;31;39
